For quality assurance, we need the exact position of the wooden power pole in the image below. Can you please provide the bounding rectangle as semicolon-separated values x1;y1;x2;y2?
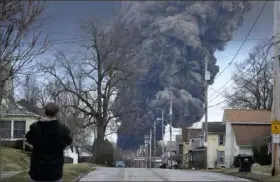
204;55;210;170
272;0;280;176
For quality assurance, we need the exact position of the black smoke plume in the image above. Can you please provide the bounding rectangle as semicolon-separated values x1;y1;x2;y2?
115;1;251;150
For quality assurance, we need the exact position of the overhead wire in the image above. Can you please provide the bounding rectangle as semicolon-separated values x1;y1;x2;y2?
209;0;269;85
207;37;276;104
207;53;275;108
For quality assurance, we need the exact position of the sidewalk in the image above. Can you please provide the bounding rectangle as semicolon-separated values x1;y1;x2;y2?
0;171;24;179
206;167;280;182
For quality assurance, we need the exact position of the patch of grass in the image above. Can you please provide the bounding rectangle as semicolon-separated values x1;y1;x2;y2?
199;168;238;173
229;172;270;182
252;165;272;174
0;147;29;171
209;165;280;182
2;163;94;182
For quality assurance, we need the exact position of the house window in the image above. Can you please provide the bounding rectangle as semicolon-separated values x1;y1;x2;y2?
218;151;225;164
0;120;11;138
219;135;224;145
14;121;26;138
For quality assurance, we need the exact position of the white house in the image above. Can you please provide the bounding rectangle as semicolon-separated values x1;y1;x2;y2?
0;98;42;142
64;146;92;164
223;109;271;168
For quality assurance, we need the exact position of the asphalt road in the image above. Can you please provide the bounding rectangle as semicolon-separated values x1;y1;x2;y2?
79;167;251;181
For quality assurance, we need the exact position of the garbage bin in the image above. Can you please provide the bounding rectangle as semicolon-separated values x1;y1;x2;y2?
237;155;253;173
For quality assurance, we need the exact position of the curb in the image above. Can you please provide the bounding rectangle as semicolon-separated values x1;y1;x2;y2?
72;167;96;182
226;173;264;182
213;171;270;182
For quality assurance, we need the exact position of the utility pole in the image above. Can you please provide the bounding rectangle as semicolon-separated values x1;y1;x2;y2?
169;98;173;169
149;128;152;168
161;109;164;160
0;137;2;181
204;54;210;170
153;120;156;168
272;1;280;176
141;145;144;168
144;135;148;168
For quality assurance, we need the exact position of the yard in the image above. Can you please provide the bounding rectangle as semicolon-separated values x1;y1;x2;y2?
2;163;94;182
0;147;29;171
0;147;94;181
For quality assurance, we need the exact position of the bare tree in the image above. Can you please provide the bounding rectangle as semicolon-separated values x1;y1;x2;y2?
39;18;137;163
43;80;93;147
0;0;48;102
225;40;273;110
0;1;48;178
21;77;41;107
105;119;120;137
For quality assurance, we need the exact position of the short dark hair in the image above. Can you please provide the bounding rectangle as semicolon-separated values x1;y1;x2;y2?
45;102;59;117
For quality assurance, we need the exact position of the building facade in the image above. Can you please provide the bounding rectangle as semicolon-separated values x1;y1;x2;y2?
223;109;271;168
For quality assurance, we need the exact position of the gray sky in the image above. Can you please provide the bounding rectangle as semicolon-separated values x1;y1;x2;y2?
206;1;274;125
17;1;275;142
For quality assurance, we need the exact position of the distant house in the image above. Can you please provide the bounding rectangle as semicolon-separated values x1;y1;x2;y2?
64;145;92;164
0;98;41;145
181;128;201;168
0;98;42;151
188;132;205;169
201;122;225;169
185;122;226;169
17;99;45;117
166;141;177;153
223;109;271;168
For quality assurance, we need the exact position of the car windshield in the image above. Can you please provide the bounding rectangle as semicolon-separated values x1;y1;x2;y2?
116;161;124;165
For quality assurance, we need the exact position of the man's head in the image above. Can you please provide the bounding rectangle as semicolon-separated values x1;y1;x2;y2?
45;102;59;118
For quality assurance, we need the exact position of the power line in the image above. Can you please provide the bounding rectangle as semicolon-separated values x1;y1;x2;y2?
210;1;268;82
15;36;272;47
208;38;275;103
208;56;275;108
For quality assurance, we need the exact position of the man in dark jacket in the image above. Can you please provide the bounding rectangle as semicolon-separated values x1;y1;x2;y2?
26;102;72;182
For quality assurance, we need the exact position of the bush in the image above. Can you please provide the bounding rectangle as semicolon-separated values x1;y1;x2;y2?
79;156;93;163
92;139;114;166
1;140;24;150
64;156;73;164
253;145;271;166
233;155;240;167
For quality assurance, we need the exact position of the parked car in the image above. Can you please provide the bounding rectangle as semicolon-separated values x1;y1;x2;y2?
115;160;125;168
167;160;178;169
160;163;167;168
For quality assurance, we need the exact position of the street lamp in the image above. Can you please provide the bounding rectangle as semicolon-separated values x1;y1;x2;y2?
144;135;149;168
149;129;152;168
156;109;165;163
153;119;156;167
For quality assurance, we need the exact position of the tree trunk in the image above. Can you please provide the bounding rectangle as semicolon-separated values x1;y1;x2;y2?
92;121;106;164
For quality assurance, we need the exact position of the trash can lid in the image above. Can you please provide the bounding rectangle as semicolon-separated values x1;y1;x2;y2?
236;154;253;159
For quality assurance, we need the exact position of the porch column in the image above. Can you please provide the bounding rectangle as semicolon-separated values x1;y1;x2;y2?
11;120;14;139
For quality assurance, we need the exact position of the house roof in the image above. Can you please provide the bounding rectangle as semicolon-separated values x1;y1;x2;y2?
232;124;271;146
182;128;202;142
0;98;41;117
17;99;45;117
202;122;225;133
223;109;271;123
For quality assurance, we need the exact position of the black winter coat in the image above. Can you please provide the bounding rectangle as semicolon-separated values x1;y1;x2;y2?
25;119;72;181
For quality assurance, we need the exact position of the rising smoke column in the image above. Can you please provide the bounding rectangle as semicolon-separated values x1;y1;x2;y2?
115;1;251;150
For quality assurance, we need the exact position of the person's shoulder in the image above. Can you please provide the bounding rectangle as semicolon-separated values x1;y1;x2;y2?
57;121;70;131
30;121;40;129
